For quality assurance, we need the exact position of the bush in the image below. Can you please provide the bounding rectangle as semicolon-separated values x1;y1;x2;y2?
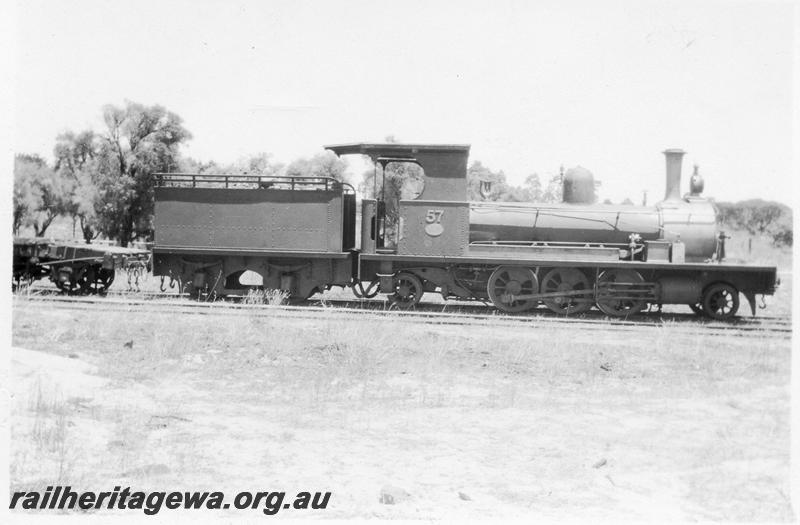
714;199;792;247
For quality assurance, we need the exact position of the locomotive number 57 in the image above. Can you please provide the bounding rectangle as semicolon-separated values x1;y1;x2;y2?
425;209;445;237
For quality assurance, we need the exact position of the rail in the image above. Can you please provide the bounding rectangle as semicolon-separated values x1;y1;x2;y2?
155;173;355;194
14;294;792;338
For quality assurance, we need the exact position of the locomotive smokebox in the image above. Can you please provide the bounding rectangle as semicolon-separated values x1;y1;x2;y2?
663;149;686;201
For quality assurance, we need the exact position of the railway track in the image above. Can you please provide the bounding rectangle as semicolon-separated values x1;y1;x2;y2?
13;290;792;339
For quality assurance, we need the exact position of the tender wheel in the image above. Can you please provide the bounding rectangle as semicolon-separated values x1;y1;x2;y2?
596;269;646;317
390;272;424;308
487;266;538;313
702;283;739;320
688;303;704;316
540;268;592;315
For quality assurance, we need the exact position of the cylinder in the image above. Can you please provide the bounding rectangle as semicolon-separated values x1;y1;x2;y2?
663;149;686;201
657;277;701;304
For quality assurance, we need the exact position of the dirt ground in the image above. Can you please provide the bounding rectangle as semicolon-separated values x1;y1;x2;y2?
9;297;793;521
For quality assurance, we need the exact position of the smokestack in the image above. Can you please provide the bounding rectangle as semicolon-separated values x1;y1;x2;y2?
663;149;686;201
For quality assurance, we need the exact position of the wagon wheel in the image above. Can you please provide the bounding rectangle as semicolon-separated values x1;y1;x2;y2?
77;266;114;294
540;267;592;315
702;283;739;320
487;266;538;313
77;267;97;295
79;268;115;294
389;272;424;309
54;270;80;294
596;269;646;317
688;303;704;316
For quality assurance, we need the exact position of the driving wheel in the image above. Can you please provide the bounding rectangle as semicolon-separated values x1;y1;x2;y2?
540;267;592;315
487;266;538;313
596;269;646;317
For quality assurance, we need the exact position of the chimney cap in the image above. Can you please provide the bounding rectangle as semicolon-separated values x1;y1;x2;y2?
663;148;686;155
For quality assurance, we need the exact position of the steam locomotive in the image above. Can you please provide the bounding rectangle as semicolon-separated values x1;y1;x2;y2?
150;143;778;320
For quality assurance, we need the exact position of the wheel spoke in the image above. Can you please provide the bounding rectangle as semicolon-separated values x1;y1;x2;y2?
596;269;645;317
541;268;591;315
701;283;740;320
488;266;538;313
390;273;424;309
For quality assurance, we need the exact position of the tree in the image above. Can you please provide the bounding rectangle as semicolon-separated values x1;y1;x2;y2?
54;130;100;242
521;173;543;201
13;155;70;236
91;101;192;246
237;152;284;177
70;168;102;243
467;161;517;201
54;130;96;174
285;151;348;182
467;164;571;204
179;157;224;174
715;199;792;247
541;174;563;203
13;155;43;235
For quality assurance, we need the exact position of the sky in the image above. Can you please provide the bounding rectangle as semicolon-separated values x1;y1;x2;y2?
8;0;797;205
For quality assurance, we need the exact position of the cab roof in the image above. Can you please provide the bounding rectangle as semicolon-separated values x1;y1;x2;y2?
325;143;470;161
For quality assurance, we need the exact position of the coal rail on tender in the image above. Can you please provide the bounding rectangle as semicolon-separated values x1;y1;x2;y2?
145;142;778;321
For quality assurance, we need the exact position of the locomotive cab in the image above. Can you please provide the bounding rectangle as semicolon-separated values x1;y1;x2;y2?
326;143;472;258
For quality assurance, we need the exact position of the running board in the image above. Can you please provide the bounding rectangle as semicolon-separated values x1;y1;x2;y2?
468;243;621;262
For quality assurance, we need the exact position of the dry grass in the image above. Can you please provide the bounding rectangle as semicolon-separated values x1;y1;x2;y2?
241;288;289;305
10;299;792;520
11;376;78;493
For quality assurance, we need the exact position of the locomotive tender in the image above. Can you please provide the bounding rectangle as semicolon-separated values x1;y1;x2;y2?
152;143;778;319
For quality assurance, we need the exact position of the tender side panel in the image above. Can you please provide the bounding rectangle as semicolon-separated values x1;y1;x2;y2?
155;187;344;253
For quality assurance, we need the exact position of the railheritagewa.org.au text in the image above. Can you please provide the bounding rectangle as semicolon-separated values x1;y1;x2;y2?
9;486;331;515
